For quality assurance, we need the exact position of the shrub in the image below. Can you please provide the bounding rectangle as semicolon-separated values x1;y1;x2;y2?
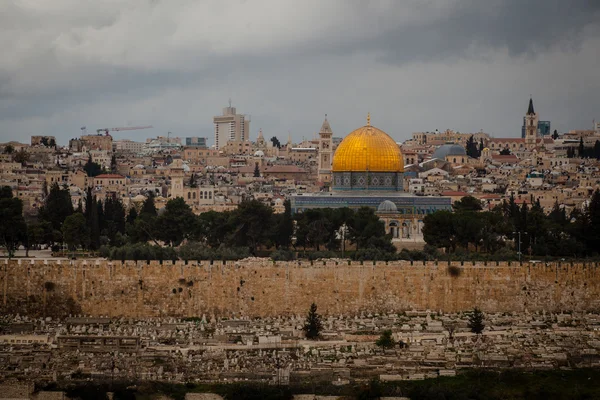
106;243;176;261
271;248;295;261
177;242;250;260
352;248;397;261
307;250;339;260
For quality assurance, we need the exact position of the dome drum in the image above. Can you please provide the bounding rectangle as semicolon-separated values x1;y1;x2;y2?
333;171;404;191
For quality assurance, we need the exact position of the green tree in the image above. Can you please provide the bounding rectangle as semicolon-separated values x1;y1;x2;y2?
270;136;281;148
110;154;117;172
38;183;74;233
83;155;103;177
4;144;14;154
348;207;386;251
453;196;483;212
189;174;197;188
579;137;585;157
468;308;485;334
157;197;196;246
465;135;480;158
102;196;126;246
422;210;457;252
552;130;559;140
62;213;90;251
375;329;396;352
273;200;294;248
499;148;511;156
140;194;157;217
13;148;30;165
302;302;323;340
228;199;274;253
0;187;27;258
84;188;101;250
126;206;138;225
198;210;231;247
253;163;260;178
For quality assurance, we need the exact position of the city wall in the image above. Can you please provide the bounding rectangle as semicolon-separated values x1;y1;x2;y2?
2;259;600;318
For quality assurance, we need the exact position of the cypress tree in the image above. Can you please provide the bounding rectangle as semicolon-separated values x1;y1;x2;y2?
302;303;323;340
468;308;485;334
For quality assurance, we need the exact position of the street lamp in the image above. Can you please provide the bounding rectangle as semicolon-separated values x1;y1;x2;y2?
512;231;528;262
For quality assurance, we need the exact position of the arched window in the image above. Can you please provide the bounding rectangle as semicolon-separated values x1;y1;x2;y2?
187;192;191;199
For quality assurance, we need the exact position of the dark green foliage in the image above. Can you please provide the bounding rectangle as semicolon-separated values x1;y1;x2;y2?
13;148;30;164
62;213;90;250
375;329;396;350
0;186;27;258
110;154;117;172
83;155;103;177
468;307;485;334
228;199;274;253
178;242;250;260
452;195;483;212
156;198;197;246
271;248;295;261
270;136;281;148
3;144;14;154
273;200;294;249
102;196;126;246
552;129;559;140
303;302;323;339
499;148;511;155
465;135;481;158
423;192;600;258
38;182;74;233
253;162;260;177
100;243;177;261
140;194;157;217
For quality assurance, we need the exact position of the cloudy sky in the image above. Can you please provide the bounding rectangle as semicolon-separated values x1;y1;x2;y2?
1;0;599;146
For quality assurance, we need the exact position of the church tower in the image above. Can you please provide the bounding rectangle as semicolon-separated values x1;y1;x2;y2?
318;115;333;184
524;97;539;148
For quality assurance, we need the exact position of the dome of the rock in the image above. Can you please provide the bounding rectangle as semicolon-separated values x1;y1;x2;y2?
331;114;404;192
332;121;403;173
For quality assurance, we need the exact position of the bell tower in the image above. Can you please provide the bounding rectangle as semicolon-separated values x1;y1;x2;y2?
318;115;333;184
524;97;539;148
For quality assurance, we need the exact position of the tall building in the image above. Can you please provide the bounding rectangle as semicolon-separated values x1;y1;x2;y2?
524;97;539;147
318;115;333;184
521;118;551;137
213;105;250;150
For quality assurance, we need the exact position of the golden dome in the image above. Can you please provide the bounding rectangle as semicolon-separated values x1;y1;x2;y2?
332;119;403;173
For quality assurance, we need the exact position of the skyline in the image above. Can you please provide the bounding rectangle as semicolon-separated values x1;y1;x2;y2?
1;0;599;145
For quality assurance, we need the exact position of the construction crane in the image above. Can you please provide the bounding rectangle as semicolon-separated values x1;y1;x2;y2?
96;125;153;136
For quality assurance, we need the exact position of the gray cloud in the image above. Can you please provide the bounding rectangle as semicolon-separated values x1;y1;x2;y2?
1;0;599;144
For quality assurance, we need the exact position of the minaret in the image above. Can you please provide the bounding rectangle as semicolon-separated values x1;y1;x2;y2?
524;97;539;148
318;114;333;184
170;159;185;199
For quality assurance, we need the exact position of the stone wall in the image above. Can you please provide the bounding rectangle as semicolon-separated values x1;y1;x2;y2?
2;259;600;318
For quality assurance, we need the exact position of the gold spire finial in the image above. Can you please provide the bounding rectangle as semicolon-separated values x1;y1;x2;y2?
366;112;371;126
